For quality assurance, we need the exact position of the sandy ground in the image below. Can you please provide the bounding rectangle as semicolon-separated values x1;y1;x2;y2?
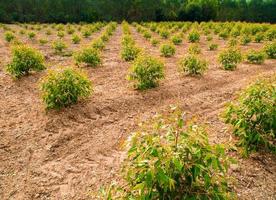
0;24;275;200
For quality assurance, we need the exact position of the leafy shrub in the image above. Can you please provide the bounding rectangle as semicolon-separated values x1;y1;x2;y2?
128;54;164;89
208;43;218;51
143;31;151;40
4;31;15;42
150;38;160;46
40;67;92;109
28;32;36;40
121;35;135;46
103;108;235;199
188;44;201;54
160;30;169;39
72;34;81;44
188;30;200;43
219;30;229;40
160;43;176;57
265;29;276;41
6;45;45;78
218;48;242;70
92;38;105;50
57;31;65;38
227;38;238;47
240;35;251;45
223;75;276;155
39;39;48;45
254;33;264;43
52;40;67;54
74;47;101;67
206;35;213;41
246;50;266;64
46;29;52;35
121;45;141;62
264;42;276;59
82;29;91;38
179;54;208;75
171;35;182;45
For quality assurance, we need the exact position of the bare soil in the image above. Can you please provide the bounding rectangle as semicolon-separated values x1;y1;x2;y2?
0;24;275;200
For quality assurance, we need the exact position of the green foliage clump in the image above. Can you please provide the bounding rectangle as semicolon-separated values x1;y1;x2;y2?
143;31;152;40
178;54;208;75
121;35;135;46
28;32;36;39
246;50;266;64
188;30;200;43
206;35;213;41
40;67;92;109
219;30;229;40
223;75;276;155
72;34;81;44
160;30;169;39
74;47;101;67
52;40;67;54
92;38;105;50
240;34;251;45
227;38;238;47
150;38;160;47
128;54;164;90
4;31;15;42
208;43;218;51
188;44;201;54
264;42;276;59
39;39;48;45
160;43;176;57
218;48;242;70
171;35;182;45
254;33;264;43
57;31;65;38
102;108;235;199
121;45;141;62
6;45;45;78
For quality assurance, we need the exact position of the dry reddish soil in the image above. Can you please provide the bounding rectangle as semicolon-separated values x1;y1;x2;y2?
0;24;275;200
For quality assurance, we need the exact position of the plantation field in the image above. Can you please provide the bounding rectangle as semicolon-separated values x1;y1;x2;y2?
0;22;275;199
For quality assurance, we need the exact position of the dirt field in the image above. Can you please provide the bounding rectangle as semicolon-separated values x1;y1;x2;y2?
0;24;275;200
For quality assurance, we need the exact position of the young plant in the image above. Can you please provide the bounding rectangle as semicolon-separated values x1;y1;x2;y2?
240;34;251;45
39;39;48;45
188;30;200;43
218;48;242;70
72;34;81;44
188;44;201;54
121;45;141;62
208;43;218;51
246;50;266;64
6;45;45;78
179;54;208;75
171;35;182;45
92;38;105;50
28;32;36;40
150;38;160;47
104;108;235;199
4;31;15;42
264;42;276;59
52;40;67;54
40;67;92;109
128;54;164;90
223;75;276;155
160;30;169;39
160;43;176;57
74;47;101;67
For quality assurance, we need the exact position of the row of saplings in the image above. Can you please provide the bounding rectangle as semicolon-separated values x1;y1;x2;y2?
97;74;275;199
5;23;117;109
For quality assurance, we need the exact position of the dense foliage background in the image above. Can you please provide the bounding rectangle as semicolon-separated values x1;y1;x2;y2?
0;0;275;23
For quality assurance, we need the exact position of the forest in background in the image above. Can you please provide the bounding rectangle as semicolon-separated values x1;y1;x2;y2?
0;0;275;23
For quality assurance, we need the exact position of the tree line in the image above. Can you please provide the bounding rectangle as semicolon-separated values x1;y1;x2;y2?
0;0;275;23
